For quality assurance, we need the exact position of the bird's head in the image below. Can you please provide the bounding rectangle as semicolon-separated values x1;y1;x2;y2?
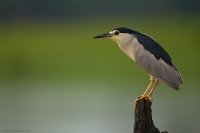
93;27;135;43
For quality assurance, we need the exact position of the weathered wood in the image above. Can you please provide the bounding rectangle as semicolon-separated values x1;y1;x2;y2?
134;98;168;133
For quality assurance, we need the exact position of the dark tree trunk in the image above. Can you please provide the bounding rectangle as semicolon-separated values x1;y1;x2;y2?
133;98;168;133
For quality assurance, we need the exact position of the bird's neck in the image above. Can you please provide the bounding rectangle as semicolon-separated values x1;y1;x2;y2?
117;37;137;61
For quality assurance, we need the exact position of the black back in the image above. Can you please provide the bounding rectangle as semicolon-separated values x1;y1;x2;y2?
113;27;173;67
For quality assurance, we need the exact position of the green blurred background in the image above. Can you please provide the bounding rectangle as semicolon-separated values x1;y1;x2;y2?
0;0;199;133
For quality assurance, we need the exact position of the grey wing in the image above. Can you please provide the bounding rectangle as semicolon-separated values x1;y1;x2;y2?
134;47;182;90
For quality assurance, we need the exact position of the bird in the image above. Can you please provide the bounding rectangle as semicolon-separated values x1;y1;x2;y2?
93;27;182;108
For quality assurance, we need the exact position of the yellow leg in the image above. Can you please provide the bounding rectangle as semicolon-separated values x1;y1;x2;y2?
134;77;155;109
140;79;155;98
147;80;159;97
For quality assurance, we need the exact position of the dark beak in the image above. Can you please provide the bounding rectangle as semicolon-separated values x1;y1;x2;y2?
93;33;111;39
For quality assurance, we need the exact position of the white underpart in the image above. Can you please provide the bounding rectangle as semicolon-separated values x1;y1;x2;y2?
110;33;182;90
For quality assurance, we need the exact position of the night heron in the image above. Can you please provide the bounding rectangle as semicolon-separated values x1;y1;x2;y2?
93;27;182;107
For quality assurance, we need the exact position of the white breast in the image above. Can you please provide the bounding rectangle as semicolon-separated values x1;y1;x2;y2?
115;35;182;89
111;33;141;61
116;35;143;62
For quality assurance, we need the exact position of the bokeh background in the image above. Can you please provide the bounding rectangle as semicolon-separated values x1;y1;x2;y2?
0;0;199;133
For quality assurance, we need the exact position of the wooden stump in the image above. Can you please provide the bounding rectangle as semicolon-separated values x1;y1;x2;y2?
134;98;168;133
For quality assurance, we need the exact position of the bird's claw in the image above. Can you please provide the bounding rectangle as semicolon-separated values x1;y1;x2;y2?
134;95;153;110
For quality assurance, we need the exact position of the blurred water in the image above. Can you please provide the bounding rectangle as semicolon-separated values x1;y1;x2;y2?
0;79;199;133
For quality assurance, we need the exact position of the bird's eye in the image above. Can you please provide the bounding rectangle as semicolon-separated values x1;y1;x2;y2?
114;31;120;35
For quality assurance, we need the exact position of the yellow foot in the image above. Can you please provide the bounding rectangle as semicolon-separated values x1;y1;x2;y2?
134;95;153;110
